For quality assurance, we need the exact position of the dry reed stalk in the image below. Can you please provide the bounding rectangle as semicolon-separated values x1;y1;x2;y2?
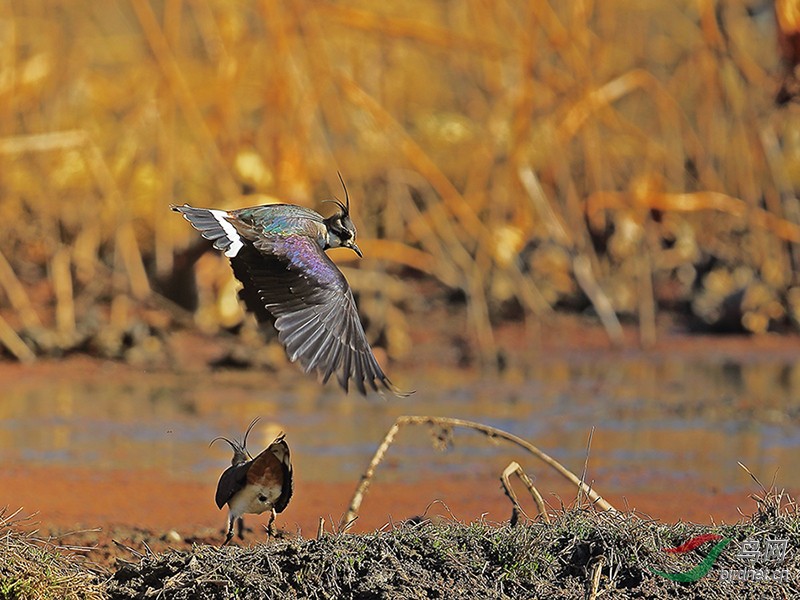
463;2;507;94
189;0;228;63
467;265;496;366
410;201;481;283
163;0;183;42
558;68;714;185
636;243;656;348
0;2;14;137
337;268;407;303
80;142;151;299
337;73;480;241
154;150;176;278
572;255;624;346
558;70;653;142
0;130;89;154
316;517;325;539
353;239;439;276
315;2;504;57
401;196;498;361
500;461;550;525
110;294;131;333
587;555;605;600
760;123;800;274
342;418;403;530
114;224;151;300
518;166;572;246
286;4;350;142
344;415;615;527
587;190;800;243
50;247;76;341
518;165;632;345
531;0;591;78
0;249;42;331
258;1;316;196
153;0;182;279
0;313;35;362
507;7;538;173
72;223;101;285
129;0;238;199
392;173;462;288
380;177;407;248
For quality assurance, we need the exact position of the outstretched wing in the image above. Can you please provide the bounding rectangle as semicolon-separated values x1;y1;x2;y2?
236;234;396;395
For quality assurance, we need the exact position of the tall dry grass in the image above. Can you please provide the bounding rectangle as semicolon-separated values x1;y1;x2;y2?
0;1;798;367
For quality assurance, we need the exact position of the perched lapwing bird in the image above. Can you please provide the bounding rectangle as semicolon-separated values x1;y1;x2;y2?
211;418;293;546
172;175;407;396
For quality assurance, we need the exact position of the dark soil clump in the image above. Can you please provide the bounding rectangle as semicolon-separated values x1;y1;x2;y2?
105;507;800;599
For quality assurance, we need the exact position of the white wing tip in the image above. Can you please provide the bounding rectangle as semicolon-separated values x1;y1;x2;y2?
209;209;244;257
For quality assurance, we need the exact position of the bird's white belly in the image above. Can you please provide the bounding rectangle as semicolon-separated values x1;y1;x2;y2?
229;483;282;517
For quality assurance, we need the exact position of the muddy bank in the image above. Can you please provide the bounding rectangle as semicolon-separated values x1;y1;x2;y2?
7;499;799;600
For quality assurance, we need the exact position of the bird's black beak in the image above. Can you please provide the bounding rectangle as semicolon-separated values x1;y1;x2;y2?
349;241;363;258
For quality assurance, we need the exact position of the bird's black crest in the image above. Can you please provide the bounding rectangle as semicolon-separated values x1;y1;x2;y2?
323;171;350;216
210;417;261;463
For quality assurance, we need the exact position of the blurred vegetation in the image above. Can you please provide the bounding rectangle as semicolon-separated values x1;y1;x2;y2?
1;1;800;369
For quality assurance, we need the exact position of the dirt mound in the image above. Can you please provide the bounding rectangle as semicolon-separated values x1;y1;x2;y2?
4;495;798;599
105;508;800;599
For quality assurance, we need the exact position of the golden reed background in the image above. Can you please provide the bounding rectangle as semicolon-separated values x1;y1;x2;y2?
1;1;799;367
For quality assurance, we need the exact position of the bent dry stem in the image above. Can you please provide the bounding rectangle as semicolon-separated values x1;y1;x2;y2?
343;415;615;528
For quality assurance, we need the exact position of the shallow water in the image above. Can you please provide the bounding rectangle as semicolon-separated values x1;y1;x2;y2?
1;344;799;526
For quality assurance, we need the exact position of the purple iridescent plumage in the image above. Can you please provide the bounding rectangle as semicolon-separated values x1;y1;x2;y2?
276;236;343;288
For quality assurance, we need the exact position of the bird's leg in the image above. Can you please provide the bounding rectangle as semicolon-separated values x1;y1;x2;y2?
266;508;277;538
236;516;245;540
222;517;235;547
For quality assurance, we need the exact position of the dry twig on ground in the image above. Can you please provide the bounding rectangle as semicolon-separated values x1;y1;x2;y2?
344;415;615;527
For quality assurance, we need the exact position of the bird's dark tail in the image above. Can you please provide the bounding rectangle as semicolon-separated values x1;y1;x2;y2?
171;204;244;258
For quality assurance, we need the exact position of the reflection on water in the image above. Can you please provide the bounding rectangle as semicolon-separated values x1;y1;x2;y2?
1;350;799;501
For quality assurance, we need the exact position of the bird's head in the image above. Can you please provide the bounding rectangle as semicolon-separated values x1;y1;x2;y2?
323;173;362;258
210;417;260;466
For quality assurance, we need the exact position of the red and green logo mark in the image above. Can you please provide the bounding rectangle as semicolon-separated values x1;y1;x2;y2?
650;534;732;582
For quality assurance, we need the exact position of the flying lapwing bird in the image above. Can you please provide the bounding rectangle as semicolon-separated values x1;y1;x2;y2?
171;176;407;396
211;418;293;546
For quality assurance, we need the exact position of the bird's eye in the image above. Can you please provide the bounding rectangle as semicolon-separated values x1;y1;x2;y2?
258;494;267;502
